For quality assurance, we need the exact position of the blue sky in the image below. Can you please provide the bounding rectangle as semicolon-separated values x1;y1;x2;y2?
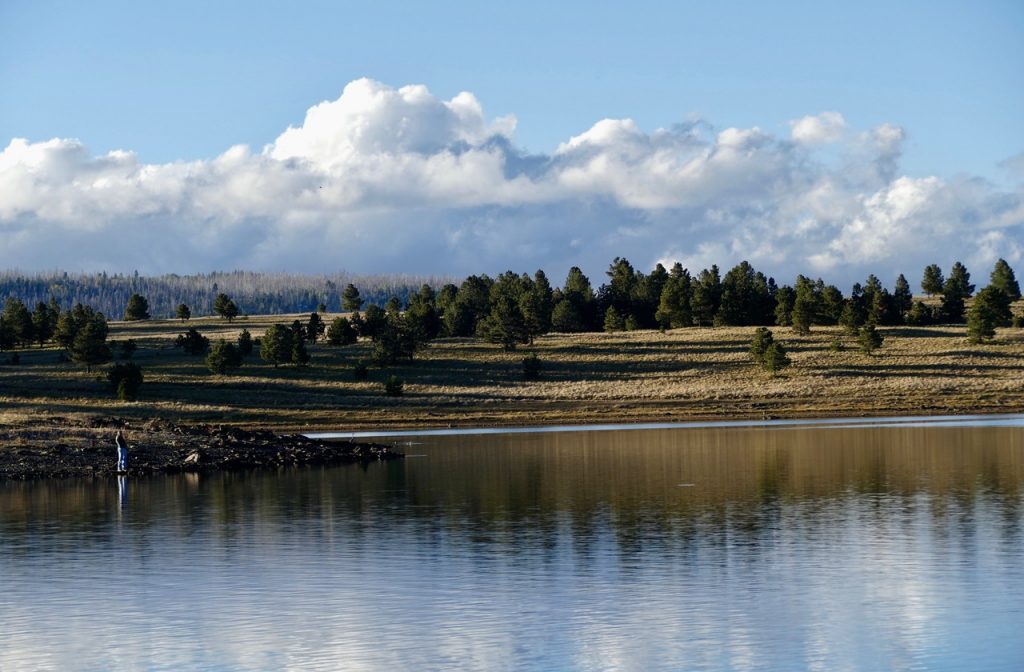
3;0;1020;178
0;1;1022;281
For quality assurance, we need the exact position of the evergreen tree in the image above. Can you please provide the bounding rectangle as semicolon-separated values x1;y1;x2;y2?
655;264;693;328
326;317;358;345
818;285;845;325
839;302;862;335
691;266;722;326
237;329;253;356
1;298;33;347
749;327;775;364
108;361;143;400
371;314;420;364
893;274;913;319
774;286;795;326
291;338;310;367
260;324;294;368
360;305;388;339
175;303;191;321
406;284;441;342
858;324;884;354
717;261;772;326
906;301;934;326
123;293;150;321
790;277;818;335
70;312;111;371
921;264;944;296
342;284;363;311
0;317;13;352
206;340;243;374
213;293;239;321
967;286;1011;343
762;342;791;374
555;267;597;332
175;328;210;355
989;258;1021;301
551;299;586;333
940;262;974;323
31;301;56;346
603;307;626;332
479;272;529;350
306;312;325;343
603;257;639;321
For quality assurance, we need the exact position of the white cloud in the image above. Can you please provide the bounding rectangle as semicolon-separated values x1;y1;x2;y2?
790;112;847;144
1;79;1021;287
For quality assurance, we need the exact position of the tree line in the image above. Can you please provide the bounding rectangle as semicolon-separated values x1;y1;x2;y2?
0;269;448;319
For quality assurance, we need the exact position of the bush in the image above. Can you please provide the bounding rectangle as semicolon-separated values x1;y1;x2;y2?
175;328;209;355
762;342;791;374
749;327;774;364
522;352;542;380
829;337;844;352
118;339;137;360
384;375;404;397
207;340;243;375
353;360;369;380
108;362;143;400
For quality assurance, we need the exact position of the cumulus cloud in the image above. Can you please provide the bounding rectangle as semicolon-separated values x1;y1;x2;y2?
1;78;1021;286
790;111;847;144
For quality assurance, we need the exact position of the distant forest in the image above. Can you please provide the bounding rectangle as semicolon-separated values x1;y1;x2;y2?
0;270;451;318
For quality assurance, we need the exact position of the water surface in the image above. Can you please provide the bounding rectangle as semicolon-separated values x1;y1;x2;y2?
2;421;1023;670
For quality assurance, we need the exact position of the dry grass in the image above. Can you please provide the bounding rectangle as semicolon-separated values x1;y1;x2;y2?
2;313;1023;431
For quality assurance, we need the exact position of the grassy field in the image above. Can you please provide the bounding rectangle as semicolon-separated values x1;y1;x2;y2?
2;313;1023;432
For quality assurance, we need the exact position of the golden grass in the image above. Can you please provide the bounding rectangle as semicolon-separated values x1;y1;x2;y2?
2;313;1023;431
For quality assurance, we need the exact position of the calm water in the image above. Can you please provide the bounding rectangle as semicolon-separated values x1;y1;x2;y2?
2;421;1023;671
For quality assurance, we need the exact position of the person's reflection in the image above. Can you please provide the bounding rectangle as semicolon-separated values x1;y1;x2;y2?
118;475;128;512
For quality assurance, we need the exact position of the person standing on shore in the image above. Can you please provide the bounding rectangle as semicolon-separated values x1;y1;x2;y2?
115;430;129;473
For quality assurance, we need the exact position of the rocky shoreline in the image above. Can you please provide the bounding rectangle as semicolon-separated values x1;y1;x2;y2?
0;415;403;481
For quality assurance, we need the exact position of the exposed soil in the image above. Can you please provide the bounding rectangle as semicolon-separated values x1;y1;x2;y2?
0;415;402;481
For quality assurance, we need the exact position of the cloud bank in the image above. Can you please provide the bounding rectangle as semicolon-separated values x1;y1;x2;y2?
1;78;1021;286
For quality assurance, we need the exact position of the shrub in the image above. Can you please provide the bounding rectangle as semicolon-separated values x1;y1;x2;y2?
829;337;844;352
522;352;542;380
108;362;143;400
353;360;369;380
762;342;791;374
207;340;243;375
384;375;404;397
175;328;209;355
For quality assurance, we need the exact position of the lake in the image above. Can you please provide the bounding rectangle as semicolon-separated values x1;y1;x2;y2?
2;418;1023;671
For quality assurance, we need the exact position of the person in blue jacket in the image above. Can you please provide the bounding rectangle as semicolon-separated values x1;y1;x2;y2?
115;430;129;473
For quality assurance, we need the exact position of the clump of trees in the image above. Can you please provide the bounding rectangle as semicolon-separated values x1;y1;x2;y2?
175;328;210;355
259;323;309;368
213;293;239;321
749;327;790;374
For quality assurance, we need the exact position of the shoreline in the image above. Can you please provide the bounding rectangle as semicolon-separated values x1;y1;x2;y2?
306;410;1024;439
0;415;403;482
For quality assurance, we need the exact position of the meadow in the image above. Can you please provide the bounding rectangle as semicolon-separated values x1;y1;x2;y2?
2;312;1023;433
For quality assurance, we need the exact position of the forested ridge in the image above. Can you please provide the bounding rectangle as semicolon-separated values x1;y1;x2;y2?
0;270;450;318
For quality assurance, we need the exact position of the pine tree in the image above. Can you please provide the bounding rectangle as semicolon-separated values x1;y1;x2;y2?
342;284;363;311
207;340;243;374
31;301;56;346
858;324;884;354
989;259;1021;301
893;274;913;320
1;298;33;347
213;293;239;321
291;338;310;367
237;329;253;356
123;293;150;321
762;341;791;374
260;324;293;368
326;317;358;345
603;307;626;332
921;264;944;296
940;262;974;323
175;303;191;321
749;327;775;364
306;312;325;343
967;286;1009;343
70;313;111;371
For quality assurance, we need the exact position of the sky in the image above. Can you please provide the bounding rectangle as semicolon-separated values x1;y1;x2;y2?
1;0;1022;286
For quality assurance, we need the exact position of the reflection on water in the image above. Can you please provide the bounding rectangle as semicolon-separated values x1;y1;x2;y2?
1;425;1023;671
